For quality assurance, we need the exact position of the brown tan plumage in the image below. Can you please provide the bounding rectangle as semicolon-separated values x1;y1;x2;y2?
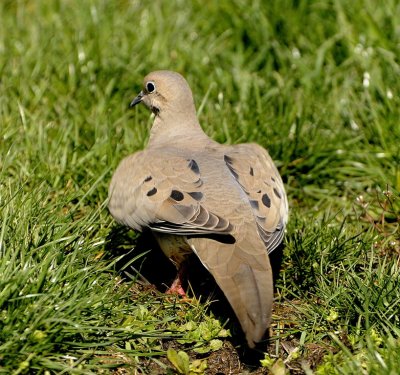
108;70;288;347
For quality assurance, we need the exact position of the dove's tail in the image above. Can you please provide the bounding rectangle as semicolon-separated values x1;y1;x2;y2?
188;236;273;348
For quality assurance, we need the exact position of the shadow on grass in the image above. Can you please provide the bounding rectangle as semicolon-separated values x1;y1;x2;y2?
105;225;284;368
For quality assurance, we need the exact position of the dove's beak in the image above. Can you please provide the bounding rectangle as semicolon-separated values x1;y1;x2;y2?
129;91;144;108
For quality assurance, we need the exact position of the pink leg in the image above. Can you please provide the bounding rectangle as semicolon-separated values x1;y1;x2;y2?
166;266;186;296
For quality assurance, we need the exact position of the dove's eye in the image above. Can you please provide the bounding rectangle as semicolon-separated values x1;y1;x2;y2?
146;81;156;93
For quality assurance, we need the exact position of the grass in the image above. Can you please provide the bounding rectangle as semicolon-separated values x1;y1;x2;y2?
0;0;399;373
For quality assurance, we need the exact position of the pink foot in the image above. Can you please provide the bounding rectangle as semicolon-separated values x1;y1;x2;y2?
166;277;186;297
166;274;186;296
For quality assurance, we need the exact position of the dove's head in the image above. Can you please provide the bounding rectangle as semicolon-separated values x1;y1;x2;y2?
130;71;196;117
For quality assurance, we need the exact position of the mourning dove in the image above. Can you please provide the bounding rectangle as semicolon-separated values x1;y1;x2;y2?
108;71;288;347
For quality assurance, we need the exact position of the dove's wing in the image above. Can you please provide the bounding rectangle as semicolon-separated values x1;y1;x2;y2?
224;143;288;253
108;150;233;238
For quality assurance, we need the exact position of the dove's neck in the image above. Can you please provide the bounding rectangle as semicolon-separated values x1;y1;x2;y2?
148;109;208;148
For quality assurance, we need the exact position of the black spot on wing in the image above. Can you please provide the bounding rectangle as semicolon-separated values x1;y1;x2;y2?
188;159;200;174
224;155;239;179
262;193;271;208
188;191;203;201
224;155;233;164
273;188;281;199
249;167;254;176
144;176;152;182
170;190;184;201
147;187;157;196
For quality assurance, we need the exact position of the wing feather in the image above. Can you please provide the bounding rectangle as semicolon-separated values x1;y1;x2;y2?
224;143;288;253
108;151;233;237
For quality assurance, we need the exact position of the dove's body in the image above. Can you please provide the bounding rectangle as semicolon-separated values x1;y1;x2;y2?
108;71;288;347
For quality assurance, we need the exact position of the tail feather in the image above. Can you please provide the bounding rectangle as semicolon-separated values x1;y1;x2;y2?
188;236;273;347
